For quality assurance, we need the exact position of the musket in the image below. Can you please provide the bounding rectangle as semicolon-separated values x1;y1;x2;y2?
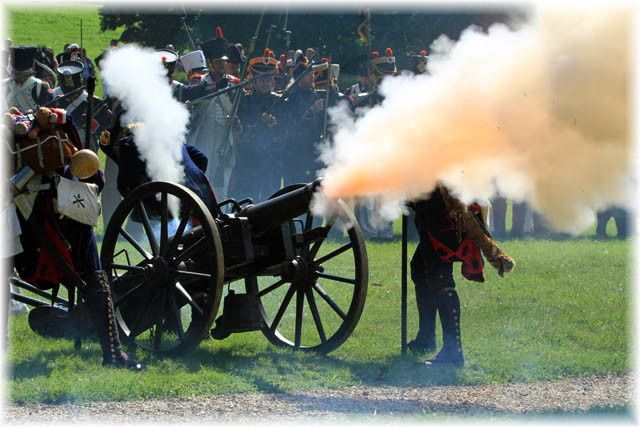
213;5;267;186
179;1;197;51
263;63;316;115
184;71;274;108
42;85;87;107
264;24;277;52
84;76;96;149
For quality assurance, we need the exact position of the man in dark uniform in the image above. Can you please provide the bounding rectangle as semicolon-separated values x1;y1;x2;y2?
4;45;53;112
409;186;514;367
51;60;112;152
228;48;283;202
281;54;325;185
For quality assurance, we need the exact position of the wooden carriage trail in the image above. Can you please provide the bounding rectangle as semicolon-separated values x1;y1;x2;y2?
4;372;633;422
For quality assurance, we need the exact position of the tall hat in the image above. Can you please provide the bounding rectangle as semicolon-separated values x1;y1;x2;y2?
201;26;228;61
291;52;309;79
410;49;429;74
180;50;207;74
226;43;243;65
10;45;37;73
56;60;84;93
312;58;331;88
371;47;397;78
248;48;278;75
154;48;179;77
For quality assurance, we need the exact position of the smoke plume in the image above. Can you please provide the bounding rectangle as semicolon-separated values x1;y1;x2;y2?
100;45;189;191
319;6;632;234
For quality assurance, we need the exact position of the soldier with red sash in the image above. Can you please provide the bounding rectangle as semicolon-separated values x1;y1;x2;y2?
409;185;515;367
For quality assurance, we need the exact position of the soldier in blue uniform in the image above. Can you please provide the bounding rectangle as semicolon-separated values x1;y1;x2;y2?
281;54;325;185
228;48;283;202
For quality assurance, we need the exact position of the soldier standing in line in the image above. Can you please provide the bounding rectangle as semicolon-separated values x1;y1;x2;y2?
186;26;241;200
229;48;283;202
281;54;325;185
3;45;53;112
352;49;397;241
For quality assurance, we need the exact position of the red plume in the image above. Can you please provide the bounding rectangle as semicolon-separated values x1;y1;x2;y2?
371;51;380;58
161;56;167;63
386;47;393;57
420;50;427;56
215;26;224;39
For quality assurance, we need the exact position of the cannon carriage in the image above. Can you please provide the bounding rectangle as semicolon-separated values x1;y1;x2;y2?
99;178;369;356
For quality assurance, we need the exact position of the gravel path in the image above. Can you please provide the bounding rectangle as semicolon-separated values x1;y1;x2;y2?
3;372;634;423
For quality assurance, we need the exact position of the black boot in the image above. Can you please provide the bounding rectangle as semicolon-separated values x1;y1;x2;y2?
408;285;436;353
81;270;144;371
425;288;464;368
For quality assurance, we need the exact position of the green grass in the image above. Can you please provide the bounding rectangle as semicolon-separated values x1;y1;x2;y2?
8;238;630;403
3;3;124;99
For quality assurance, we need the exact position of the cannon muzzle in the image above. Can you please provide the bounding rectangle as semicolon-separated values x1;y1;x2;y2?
241;179;322;233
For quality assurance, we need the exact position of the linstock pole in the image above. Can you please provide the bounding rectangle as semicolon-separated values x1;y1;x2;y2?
401;210;408;355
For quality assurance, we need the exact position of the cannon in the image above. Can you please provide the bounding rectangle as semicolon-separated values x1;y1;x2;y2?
99;178;368;356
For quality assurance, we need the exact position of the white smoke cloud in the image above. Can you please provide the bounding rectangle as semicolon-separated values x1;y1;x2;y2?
318;6;633;235
100;44;189;190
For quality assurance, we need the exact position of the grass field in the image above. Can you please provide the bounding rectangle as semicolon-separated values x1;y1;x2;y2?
7;237;631;403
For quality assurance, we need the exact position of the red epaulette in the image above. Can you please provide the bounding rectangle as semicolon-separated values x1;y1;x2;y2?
227;75;241;84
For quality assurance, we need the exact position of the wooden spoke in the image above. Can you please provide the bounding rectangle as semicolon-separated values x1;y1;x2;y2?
165;206;192;259
160;192;169;256
316;272;356;285
312;283;347;320
175;281;204;316
270;284;296;332
119;228;152;260
113;281;145;307
136;201;159;256
256;278;286;298
175;270;212;280
309;216;337;259
294;286;304;347
168;291;185;343
305;286;327;343
174;236;206;265
153;320;163;352
108;263;146;273
314;242;353;265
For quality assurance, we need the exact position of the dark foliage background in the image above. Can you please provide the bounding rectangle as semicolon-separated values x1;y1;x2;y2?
99;4;525;73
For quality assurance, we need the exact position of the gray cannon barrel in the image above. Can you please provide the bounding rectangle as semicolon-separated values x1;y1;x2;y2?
241;179;322;233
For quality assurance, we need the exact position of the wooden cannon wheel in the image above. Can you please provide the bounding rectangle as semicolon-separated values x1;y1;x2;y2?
246;184;368;354
100;181;224;356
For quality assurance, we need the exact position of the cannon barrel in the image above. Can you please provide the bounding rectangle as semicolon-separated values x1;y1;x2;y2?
241;179;322;233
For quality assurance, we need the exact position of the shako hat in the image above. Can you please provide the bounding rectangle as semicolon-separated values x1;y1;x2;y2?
180;50;206;74
410;49;428;74
57;60;84;93
10;45;37;73
371;47;397;77
154;48;179;76
291;50;309;79
201;26;228;61
248;48;278;75
226;43;243;64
